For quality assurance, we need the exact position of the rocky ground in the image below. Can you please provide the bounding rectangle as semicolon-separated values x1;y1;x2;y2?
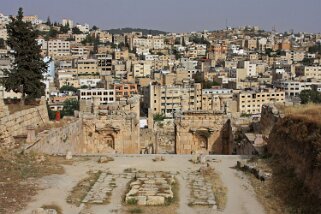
12;155;265;214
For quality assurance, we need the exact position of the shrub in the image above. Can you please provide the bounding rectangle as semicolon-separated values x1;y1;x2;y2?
127;198;138;205
129;207;143;213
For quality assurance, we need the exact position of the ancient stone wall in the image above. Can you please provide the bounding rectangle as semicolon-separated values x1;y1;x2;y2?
0;98;49;149
30;119;84;154
0;97;12;148
140;119;176;154
82;114;140;154
175;112;232;155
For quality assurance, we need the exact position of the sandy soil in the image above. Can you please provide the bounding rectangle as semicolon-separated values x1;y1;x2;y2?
17;155;265;214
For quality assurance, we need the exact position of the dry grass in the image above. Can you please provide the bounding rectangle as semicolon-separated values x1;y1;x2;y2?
66;170;101;206
201;167;227;210
0;151;67;214
278;104;321;125
245;158;321;214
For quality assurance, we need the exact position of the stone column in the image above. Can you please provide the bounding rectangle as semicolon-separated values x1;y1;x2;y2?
92;97;100;115
26;125;36;144
147;108;154;129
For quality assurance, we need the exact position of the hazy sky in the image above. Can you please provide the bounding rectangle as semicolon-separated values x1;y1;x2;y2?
1;0;321;33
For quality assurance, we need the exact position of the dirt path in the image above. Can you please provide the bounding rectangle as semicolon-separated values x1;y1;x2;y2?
176;171;195;214
213;157;266;214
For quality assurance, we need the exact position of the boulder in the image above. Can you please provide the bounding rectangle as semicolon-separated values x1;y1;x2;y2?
98;156;113;163
236;161;245;168
191;155;199;164
66;151;72;160
199;155;207;164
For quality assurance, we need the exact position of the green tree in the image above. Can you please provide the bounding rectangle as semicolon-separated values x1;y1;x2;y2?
118;42;125;49
46;16;51;26
3;8;47;103
302;57;314;66
60;23;70;33
194;71;203;83
93;35;100;54
59;85;77;93
299;90;321;104
80;85;89;89
174;37;180;45
308;43;321;54
91;25;99;31
46;26;58;39
72;26;82;34
62;99;79;116
81;34;95;45
153;113;166;122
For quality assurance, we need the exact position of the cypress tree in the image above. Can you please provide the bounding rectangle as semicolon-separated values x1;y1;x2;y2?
3;8;47;103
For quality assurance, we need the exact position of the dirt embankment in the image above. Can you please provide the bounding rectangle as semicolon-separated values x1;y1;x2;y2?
268;108;321;201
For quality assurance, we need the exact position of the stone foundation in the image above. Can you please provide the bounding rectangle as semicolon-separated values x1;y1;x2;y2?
125;171;175;206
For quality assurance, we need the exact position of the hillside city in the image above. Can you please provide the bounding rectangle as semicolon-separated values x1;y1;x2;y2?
0;12;320;116
0;8;321;214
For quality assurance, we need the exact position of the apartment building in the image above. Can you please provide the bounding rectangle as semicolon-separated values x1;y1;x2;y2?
22;15;38;23
113;34;126;44
296;66;321;79
112;83;138;101
114;49;129;60
275;80;316;96
153;37;165;49
71;46;90;58
148;82;202;116
0;13;10;28
132;36;165;50
201;89;233;111
78;78;101;88
78;88;115;104
94;31;113;44
96;54;112;76
55;69;78;88
238;61;257;77
77;59;98;75
0;29;7;40
132;62;152;78
74;34;87;43
62;19;73;28
244;38;257;50
41;40;71;57
284;51;305;62
76;24;90;33
236;89;285;114
58;60;73;70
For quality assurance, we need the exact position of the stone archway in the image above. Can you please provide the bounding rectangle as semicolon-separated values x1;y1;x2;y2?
195;128;211;152
106;134;115;149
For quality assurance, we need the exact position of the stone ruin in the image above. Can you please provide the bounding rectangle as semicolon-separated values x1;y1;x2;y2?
188;170;217;208
236;161;272;181
125;171;175;206
82;171;116;204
